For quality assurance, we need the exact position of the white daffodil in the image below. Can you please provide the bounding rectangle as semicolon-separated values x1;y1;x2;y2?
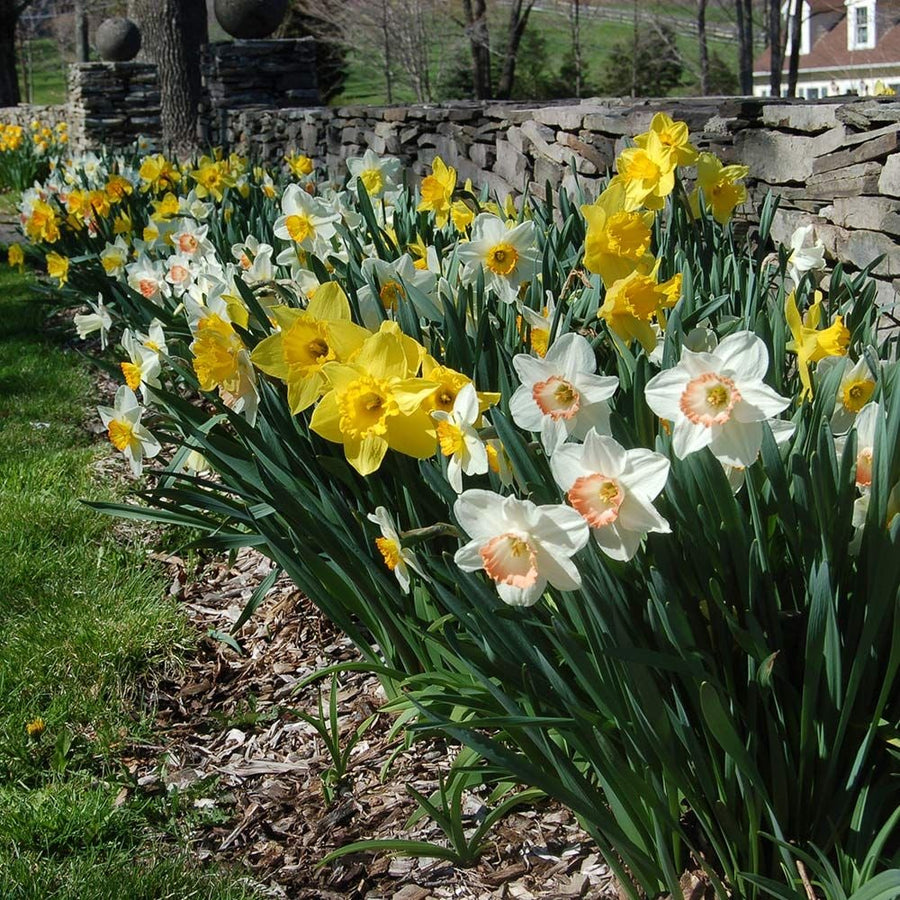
356;255;439;330
458;213;540;305
431;384;489;493
850;479;900;554
819;356;878;435
510;332;619;454
120;329;161;399
178;190;212;222
786;223;826;284
836;401;881;492
126;256;170;304
231;234;275;284
519;290;556;358
171;217;214;259
550;429;670;561
136;319;168;357
453;489;589;607
644;331;790;467
726;418;795;493
99;236;129;279
347;150;401;200
97;385;161;477
368;506;426;594
79;152;104;183
164;253;197;297
273;183;340;255
74;294;112;349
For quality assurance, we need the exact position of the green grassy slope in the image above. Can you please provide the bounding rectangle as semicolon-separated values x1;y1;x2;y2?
0;266;256;900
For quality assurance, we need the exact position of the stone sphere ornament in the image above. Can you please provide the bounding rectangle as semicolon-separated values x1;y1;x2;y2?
214;0;289;39
95;17;142;62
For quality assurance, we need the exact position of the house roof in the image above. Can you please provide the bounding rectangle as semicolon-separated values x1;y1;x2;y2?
754;1;900;75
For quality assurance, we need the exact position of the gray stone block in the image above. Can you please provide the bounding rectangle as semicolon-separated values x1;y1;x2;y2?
494;139;529;185
760;103;838;133
823;197;900;236
733;129;819;183
880;154;900;198
533;105;584;131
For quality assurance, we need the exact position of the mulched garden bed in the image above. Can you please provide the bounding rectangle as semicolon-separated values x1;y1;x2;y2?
125;547;621;900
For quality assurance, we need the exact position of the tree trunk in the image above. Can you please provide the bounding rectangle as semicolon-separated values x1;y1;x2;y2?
0;0;27;107
697;0;709;95
379;0;393;104
570;0;582;99
494;0;534;100
630;0;638;97
75;0;89;63
786;0;803;98
768;0;783;97
735;0;753;95
128;0;207;156
462;0;491;100
0;30;19;106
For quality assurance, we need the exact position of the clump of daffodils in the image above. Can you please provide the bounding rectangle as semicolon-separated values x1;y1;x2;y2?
10;111;890;614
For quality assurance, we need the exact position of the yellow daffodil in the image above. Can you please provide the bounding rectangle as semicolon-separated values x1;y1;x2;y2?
635;113;698;167
7;243;24;272
0;123;24;151
191;155;233;202
613;131;676;211
113;210;133;236
138;154;181;194
151;192;180;222
599;267;682;352
451;199;475;232
785;291;850;398
250;283;370;414
310;322;438;475
418;156;456;228
582;180;656;287
105;173;133;203
87;189;108;217
286;152;314;178
46;251;69;285
192;314;247;392
691;153;749;225
24;199;60;243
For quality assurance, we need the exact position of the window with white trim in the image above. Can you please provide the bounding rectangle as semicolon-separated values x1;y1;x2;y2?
847;0;877;51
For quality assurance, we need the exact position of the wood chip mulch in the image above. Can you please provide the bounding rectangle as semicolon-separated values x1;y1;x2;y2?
124;547;622;900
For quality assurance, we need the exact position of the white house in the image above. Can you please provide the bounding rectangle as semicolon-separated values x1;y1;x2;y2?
753;0;900;98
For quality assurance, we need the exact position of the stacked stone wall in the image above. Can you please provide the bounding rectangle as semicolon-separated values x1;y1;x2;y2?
2;93;898;304
0;104;68;133
222;96;900;306
66;62;161;150
199;38;318;146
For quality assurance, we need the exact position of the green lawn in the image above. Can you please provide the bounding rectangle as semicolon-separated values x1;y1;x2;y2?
17;39;67;106
0;264;257;899
336;4;739;105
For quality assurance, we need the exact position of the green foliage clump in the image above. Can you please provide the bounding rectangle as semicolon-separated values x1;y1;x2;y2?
598;22;684;97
